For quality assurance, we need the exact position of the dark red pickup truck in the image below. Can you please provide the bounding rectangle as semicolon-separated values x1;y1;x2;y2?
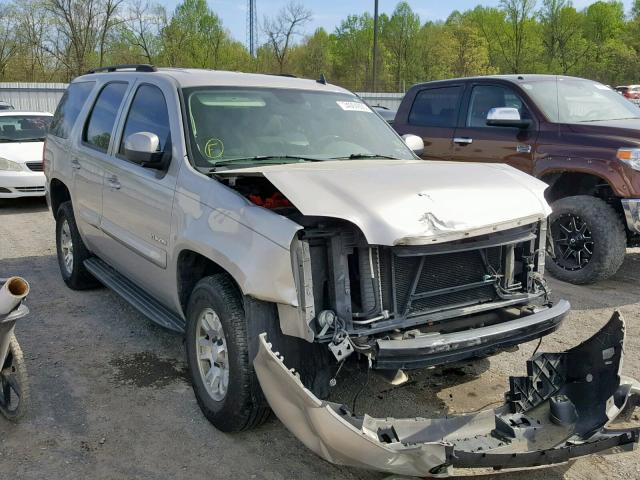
394;74;640;284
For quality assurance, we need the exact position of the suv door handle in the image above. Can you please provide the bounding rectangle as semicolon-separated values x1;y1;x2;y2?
71;158;81;170
107;175;121;190
453;137;473;145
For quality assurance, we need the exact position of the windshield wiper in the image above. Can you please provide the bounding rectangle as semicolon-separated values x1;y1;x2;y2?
334;153;401;160
203;155;328;172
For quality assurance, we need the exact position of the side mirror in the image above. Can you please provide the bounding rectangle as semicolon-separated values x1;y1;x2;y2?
402;134;424;156
486;107;531;129
123;132;167;169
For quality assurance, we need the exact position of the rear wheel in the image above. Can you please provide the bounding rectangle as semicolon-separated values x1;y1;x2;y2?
546;195;626;284
55;201;100;289
0;336;29;421
185;274;270;432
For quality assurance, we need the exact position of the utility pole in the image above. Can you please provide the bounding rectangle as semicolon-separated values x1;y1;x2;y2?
372;0;379;92
247;0;258;57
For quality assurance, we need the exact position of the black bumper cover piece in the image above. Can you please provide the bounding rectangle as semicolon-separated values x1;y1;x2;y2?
375;299;570;369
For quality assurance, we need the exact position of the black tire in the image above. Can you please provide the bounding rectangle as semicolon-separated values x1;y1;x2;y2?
185;274;270;432
0;336;29;421
546;195;626;284
55;201;100;289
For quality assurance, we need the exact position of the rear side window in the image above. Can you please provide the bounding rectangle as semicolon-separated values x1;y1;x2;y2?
119;84;171;155
83;82;128;152
49;81;95;139
408;86;462;127
466;85;531;128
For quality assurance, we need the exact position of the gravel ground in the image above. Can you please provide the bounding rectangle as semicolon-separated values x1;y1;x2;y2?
1;197;639;480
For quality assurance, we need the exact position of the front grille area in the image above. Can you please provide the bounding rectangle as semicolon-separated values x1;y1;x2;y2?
26;161;43;172
15;186;45;192
383;247;503;318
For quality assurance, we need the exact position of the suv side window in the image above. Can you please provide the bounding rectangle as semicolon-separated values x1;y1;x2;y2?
49;81;95;139
118;84;171;156
408;86;462;127
467;85;531;128
83;82;128;152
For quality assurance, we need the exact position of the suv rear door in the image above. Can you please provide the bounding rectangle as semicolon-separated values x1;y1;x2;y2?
71;81;129;252
450;82;538;173
395;84;464;160
98;81;177;300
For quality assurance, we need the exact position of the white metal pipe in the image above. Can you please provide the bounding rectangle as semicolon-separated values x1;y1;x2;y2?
0;277;30;315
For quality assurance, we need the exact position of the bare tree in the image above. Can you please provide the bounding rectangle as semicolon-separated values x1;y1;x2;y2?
98;0;126;68
262;1;312;73
124;0;165;63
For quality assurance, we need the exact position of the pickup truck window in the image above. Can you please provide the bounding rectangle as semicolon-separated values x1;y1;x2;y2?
49;81;95;139
522;78;640;123
83;82;128;152
408;86;462;127
119;84;171;156
467;85;530;127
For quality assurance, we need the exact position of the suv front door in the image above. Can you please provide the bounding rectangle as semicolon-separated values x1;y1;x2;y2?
451;83;538;173
99;82;177;300
396;85;464;161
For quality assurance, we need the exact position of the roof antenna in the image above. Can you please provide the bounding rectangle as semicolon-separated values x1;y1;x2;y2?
317;73;327;85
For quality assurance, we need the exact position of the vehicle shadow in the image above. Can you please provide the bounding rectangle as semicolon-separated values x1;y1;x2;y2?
0;197;48;215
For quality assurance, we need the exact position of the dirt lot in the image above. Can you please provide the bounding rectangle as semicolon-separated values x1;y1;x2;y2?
1;197;640;480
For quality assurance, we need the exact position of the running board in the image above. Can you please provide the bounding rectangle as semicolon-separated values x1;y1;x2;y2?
84;258;185;333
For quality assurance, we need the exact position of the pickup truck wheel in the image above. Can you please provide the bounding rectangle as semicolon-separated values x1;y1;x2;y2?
546;195;626;284
55;201;100;290
185;274;270;432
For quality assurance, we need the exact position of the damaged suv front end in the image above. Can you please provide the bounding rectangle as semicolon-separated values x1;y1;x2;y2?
180;81;637;475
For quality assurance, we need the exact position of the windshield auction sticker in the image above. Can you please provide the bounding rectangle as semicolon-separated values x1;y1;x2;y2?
336;101;372;112
204;138;224;159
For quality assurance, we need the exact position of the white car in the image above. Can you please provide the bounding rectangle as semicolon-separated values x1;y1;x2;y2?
0;111;52;198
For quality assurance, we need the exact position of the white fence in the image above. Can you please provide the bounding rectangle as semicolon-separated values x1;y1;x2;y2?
0;83;67;113
358;92;404;110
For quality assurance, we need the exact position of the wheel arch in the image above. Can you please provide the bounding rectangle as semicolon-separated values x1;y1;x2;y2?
49;178;71;219
540;171;617;203
176;249;244;317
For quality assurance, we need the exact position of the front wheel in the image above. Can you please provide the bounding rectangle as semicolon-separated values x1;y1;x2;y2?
546;195;626;284
0;336;29;421
185;274;270;432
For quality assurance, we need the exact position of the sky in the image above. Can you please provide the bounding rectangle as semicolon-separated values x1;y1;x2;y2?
160;0;636;46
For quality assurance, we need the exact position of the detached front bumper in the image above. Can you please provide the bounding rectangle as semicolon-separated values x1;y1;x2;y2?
254;311;639;477
622;198;640;234
375;300;570;369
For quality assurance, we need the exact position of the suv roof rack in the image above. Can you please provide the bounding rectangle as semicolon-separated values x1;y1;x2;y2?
85;64;157;75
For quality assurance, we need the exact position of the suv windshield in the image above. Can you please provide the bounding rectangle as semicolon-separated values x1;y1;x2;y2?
522;78;640;123
0;115;52;142
183;87;413;168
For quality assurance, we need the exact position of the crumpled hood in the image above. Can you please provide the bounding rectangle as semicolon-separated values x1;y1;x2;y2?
219;160;551;245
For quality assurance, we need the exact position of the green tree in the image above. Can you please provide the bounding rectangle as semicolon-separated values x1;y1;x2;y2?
161;0;228;68
538;0;587;74
380;2;421;90
332;13;375;90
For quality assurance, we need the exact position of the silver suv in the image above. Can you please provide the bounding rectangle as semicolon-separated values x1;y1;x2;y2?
45;65;639;476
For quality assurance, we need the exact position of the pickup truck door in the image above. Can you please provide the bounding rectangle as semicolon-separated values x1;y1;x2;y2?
450;83;538;174
71;81;129;254
99;82;178;301
394;84;464;161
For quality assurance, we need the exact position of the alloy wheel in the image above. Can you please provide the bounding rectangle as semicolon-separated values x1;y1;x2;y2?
195;308;229;402
551;213;594;271
60;219;74;275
